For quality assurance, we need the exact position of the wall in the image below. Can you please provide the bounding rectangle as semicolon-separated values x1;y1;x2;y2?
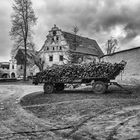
43;51;68;67
9;59;17;78
101;47;140;85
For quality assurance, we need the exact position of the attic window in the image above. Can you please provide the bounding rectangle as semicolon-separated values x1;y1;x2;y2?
53;31;56;36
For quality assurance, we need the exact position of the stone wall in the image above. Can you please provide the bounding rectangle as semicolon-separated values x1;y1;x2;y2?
101;47;140;85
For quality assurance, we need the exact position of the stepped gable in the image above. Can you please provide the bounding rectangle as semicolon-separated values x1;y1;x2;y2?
62;31;104;57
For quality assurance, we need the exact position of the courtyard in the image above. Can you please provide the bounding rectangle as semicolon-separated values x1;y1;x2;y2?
0;83;140;140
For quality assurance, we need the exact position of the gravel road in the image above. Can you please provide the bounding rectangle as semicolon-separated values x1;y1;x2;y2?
0;84;140;140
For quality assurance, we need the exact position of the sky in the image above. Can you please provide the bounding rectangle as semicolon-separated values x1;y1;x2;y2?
0;0;140;61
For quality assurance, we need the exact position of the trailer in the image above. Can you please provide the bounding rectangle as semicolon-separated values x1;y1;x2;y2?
33;61;128;94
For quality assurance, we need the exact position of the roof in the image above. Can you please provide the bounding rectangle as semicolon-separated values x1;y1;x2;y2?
62;31;104;57
0;62;9;69
0;62;9;65
102;46;140;58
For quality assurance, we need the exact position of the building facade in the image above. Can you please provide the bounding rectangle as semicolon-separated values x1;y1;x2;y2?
39;25;103;68
0;58;17;78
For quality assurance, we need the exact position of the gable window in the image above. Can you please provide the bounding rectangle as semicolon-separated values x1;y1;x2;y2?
59;55;63;61
49;55;53;62
53;31;56;36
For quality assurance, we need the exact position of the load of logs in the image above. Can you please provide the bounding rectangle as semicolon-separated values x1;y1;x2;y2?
36;60;126;83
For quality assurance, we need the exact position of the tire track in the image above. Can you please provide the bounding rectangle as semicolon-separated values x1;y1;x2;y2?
21;98;102;109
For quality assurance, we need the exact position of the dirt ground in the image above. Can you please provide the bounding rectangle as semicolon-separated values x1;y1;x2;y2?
1;83;140;140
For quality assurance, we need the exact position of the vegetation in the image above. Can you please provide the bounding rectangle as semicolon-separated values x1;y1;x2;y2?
105;37;118;54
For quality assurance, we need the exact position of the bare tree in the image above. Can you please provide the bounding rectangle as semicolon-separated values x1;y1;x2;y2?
105;37;118;54
10;0;37;81
31;53;45;72
66;26;82;64
72;25;79;50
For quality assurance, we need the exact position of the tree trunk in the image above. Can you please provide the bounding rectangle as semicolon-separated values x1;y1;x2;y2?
23;39;27;81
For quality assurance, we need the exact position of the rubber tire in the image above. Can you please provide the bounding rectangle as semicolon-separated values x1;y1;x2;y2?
55;83;65;92
43;83;54;94
92;81;107;94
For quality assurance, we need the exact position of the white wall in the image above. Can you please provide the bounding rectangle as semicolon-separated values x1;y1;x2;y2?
9;59;17;78
42;51;68;68
101;47;140;85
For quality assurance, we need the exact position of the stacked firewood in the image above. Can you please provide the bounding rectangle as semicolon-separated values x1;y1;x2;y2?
36;61;126;83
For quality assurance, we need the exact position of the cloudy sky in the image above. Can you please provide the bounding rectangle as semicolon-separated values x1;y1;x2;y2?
0;0;140;61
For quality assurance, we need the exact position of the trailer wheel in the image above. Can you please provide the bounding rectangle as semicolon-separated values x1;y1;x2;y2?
55;83;65;92
43;83;54;94
92;81;107;94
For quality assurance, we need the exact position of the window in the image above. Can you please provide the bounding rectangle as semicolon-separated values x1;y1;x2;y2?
47;47;49;50
49;55;53;61
59;55;63;61
56;36;59;41
53;47;55;50
12;65;14;69
21;65;23;69
53;31;56;36
60;46;62;50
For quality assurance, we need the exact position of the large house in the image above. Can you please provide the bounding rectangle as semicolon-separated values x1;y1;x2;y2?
39;25;103;68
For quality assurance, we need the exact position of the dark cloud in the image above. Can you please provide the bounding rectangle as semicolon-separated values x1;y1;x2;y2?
34;0;140;49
